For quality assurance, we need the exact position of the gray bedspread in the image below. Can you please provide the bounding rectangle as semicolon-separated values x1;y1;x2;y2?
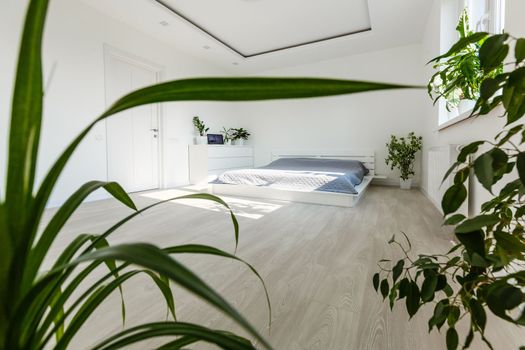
214;158;369;194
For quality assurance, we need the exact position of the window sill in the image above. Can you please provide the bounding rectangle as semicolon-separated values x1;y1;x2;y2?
437;109;474;131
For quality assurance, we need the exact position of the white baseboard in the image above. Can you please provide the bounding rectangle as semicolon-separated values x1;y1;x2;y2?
419;186;443;215
372;177;420;188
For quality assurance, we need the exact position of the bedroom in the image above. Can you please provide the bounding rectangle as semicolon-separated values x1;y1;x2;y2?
1;0;524;349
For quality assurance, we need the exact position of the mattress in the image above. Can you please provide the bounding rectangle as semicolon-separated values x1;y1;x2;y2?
214;157;369;194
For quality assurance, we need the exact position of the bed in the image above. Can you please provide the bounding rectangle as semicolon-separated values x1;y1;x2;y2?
211;150;375;207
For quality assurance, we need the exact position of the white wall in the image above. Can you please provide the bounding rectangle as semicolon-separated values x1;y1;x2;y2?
0;0;239;206
420;0;525;215
233;44;427;184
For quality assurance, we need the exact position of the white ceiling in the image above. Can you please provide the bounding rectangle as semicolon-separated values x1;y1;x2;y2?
78;0;433;73
157;0;371;57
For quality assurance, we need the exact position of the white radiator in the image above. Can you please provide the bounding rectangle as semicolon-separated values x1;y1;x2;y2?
427;145;468;216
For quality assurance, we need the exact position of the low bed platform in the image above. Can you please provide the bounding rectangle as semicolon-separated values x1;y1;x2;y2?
212;150;376;207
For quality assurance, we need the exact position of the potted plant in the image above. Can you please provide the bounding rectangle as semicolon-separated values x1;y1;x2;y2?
192;116;209;144
375;32;525;350
221;127;234;145
385;132;422;189
231;127;250;146
428;9;501;115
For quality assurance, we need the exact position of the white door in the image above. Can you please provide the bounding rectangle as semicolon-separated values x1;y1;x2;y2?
105;51;160;193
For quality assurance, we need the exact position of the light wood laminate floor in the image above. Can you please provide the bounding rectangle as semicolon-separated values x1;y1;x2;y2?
42;186;523;349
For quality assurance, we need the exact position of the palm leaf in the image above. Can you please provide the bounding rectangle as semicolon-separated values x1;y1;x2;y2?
91;322;255;350
53;243;273;349
164;244;271;328
3;1;50;333
22;181;136;293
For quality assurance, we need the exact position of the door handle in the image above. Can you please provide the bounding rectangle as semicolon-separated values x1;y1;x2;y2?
150;128;159;132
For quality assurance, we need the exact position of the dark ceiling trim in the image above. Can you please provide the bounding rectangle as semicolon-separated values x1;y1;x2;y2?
153;0;372;58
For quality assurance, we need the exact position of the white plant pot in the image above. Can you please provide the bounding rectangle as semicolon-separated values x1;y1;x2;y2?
233;139;245;146
195;135;207;145
224;139;232;145
400;178;412;190
458;99;476;114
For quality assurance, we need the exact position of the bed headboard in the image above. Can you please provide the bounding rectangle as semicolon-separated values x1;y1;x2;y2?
271;149;375;176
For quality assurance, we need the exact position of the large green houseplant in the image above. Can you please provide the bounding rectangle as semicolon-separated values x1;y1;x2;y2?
385;132;423;189
0;1;417;349
428;9;501;113
374;32;525;349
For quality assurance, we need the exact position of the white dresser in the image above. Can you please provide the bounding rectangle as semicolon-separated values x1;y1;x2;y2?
188;145;254;185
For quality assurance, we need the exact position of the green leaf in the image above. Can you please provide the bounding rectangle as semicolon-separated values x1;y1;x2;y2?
494;230;525;253
474;151;494;191
398;278;410;299
457;141;485;163
480;77;502;100
380;279;389;299
429;300;445;331
464;328;475;348
479;34;509;72
5;0;50;243
455;230;485;258
421;274;438;302
455;214;499;233
517;152;525;186
469;298;486;331
442;184;467;215
453;167;470;184
446;327;458;350
57;243;272;349
486;283;523;322
392;260;404;283
91;322;256;350
406;281;420;318
373;273;380;292
442;162;460;184
444;214;466;226
447;305;460;326
429;32;489;63
515;38;525;63
22;181;136;293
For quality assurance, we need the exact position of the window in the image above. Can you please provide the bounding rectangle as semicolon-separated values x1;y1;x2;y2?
464;0;505;34
438;0;506;129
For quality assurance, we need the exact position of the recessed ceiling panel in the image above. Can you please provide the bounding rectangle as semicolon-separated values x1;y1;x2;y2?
155;0;371;57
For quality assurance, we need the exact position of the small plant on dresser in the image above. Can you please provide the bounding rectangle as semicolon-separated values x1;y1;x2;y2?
222;127;234;145
193;115;209;144
231;127;251;146
385;132;423;189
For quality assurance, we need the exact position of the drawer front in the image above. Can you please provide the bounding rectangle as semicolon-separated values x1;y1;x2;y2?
208;146;253;158
208;157;253;171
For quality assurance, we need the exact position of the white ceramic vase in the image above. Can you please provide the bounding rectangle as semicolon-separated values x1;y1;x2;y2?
234;139;245;146
400;178;412;190
195;135;207;145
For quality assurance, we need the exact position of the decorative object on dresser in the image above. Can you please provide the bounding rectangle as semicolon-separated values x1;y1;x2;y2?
207;134;224;144
231;127;250;145
385;132;422;190
221;127;234;145
192;115;209;144
188;144;254;185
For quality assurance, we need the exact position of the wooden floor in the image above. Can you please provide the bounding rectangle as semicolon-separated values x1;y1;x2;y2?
43;186;523;349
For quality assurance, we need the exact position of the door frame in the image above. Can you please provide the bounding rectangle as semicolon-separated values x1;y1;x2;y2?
103;44;165;190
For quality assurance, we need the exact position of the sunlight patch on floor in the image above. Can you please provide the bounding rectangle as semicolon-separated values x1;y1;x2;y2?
140;188;285;219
